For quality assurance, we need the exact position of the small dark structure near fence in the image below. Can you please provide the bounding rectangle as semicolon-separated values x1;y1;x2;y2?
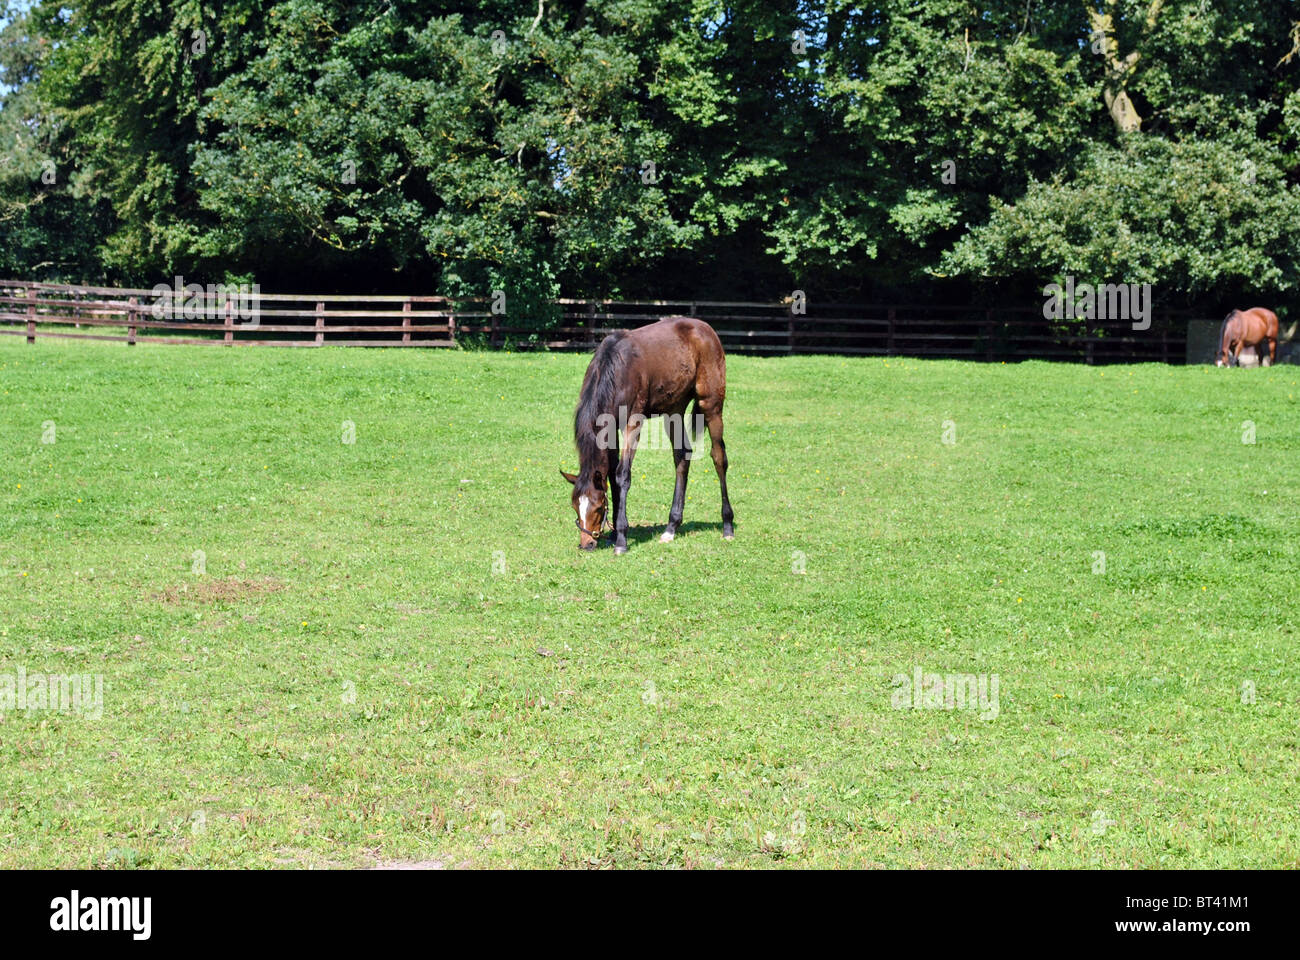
2;279;1199;363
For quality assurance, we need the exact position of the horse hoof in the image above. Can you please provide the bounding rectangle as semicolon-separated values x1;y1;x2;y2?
723;533;734;541
613;544;628;555
659;531;675;543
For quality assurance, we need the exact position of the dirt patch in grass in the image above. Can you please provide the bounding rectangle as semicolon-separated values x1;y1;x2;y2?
152;577;286;605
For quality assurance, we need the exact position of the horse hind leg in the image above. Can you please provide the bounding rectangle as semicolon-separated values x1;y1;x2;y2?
700;402;734;540
661;410;691;542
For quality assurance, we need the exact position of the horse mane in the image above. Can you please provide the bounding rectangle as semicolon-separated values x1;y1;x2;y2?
574;331;633;484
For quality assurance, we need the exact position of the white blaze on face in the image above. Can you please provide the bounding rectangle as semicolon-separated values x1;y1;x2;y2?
578;495;592;532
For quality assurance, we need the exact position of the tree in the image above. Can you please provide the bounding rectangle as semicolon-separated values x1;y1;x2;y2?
942;135;1300;299
0;2;112;280
1087;0;1165;133
7;0;1300;308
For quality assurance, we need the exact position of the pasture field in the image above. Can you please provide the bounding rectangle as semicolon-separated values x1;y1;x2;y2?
0;337;1297;869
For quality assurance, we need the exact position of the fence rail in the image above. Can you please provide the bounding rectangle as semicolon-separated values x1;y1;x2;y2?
1;279;1199;363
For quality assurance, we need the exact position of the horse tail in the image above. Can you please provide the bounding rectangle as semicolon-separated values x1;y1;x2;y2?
1218;311;1235;354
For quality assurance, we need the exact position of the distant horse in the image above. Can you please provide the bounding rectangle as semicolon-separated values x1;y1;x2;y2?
562;317;733;554
1216;307;1279;367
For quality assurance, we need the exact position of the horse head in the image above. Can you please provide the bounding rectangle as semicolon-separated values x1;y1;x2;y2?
561;468;607;550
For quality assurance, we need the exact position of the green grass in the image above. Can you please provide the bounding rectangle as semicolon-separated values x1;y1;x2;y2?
1;337;1297;869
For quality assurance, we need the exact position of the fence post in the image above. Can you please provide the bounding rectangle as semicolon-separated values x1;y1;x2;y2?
315;301;325;346
985;309;994;362
887;307;896;355
402;299;411;344
588;301;597;349
1085;313;1094;364
223;299;234;344
788;302;796;354
490;304;499;348
25;286;36;344
127;296;137;346
447;301;457;347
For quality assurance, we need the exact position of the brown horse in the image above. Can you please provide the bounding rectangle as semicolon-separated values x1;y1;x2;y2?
1216;307;1279;367
561;317;733;554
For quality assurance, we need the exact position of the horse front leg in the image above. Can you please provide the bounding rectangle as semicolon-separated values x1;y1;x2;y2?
612;413;644;555
606;447;620;539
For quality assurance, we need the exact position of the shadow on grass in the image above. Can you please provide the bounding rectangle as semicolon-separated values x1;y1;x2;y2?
613;520;728;546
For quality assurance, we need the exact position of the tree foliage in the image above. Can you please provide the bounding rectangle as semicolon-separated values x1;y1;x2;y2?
1;0;1298;308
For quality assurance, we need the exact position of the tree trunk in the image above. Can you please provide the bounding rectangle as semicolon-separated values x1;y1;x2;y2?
1088;0;1164;134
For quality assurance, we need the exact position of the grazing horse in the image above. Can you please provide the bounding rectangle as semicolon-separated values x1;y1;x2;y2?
1216;307;1279;367
562;317;734;554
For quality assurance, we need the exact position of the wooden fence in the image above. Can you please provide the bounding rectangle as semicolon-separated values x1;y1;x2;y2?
0;280;475;348
1;279;1198;363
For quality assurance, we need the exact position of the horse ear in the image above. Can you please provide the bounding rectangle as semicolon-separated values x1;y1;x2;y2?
560;469;579;485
